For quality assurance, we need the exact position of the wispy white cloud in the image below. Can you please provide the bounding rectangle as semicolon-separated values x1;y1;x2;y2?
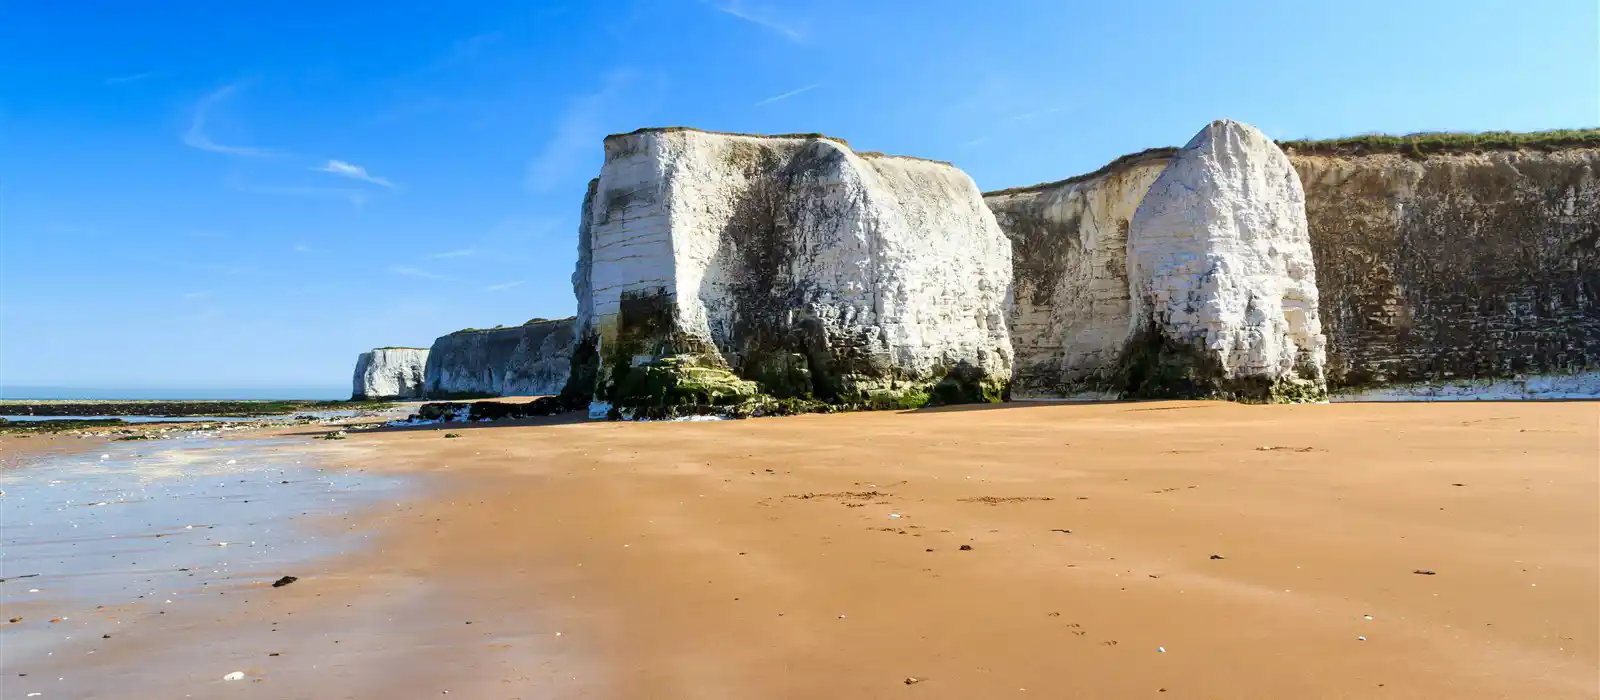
1009;107;1062;122
526;69;638;192
232;182;369;207
703;0;807;42
182;290;213;300
125;255;265;280
430;247;476;259
963;106;1063;148
754;83;820;107
184;83;286;157
387;265;456;282
484;280;525;292
291;243;324;254
105;73;151;85
313;159;396;188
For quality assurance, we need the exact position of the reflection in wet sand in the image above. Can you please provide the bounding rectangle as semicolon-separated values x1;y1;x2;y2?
0;437;413;694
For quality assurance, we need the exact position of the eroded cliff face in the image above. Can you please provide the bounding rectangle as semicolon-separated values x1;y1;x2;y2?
351;348;429;400
1127;120;1327;400
423;318;576;398
571;128;1014;416
1293;148;1600;393
986;120;1328;402
985;151;1172;398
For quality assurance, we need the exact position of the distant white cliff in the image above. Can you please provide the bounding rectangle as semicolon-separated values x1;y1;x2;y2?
351;348;429;400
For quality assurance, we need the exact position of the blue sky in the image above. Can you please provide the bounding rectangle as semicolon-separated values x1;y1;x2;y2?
2;0;1596;398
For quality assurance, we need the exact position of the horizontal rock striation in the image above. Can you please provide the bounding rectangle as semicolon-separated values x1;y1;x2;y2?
988;124;1599;401
567;128;1014;417
351;348;429;400
423;318;576;399
1292;147;1600;392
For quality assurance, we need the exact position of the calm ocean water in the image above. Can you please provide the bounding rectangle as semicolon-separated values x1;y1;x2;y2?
0;385;348;401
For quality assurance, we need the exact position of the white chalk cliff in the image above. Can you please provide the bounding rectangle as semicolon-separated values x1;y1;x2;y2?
985;151;1174;397
351;348;429;400
573;128;1014;409
1127;119;1326;398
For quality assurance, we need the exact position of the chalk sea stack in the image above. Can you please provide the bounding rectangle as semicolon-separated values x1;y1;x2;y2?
351;347;429;400
1125;119;1327;401
564;128;1015;418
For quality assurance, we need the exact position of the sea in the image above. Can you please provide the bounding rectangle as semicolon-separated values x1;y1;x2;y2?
0;385;349;401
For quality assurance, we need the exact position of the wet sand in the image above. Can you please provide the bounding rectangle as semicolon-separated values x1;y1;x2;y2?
5;401;1597;698
1;433;114;471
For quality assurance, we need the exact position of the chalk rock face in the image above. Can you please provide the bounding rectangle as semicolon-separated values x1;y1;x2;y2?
1292;148;1600;391
1127;120;1326;400
572;128;1014;411
424;318;575;398
560;180;601;411
985;150;1173;398
351;348;429;400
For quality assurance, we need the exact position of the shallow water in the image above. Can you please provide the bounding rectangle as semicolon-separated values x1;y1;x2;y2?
0;409;366;424
0;414;258;423
0;436;413;670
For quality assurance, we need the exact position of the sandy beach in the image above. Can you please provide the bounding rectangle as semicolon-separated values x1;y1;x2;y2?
3;400;1596;699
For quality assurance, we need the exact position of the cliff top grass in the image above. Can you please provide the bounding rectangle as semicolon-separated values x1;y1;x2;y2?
1278;128;1600;156
984;128;1600;197
854;150;956;167
523;316;576;326
373;346;427;351
984;147;1179;197
606;127;956;168
448;324;512;335
448;316;575;336
607;126;850;146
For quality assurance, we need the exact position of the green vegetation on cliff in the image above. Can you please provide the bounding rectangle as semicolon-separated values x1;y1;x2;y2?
1115;329;1326;404
1279;128;1600;157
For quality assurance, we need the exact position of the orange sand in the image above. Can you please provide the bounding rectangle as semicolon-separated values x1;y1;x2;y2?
12;401;1599;698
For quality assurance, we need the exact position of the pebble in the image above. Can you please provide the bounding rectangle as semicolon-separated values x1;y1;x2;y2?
223;671;245;681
